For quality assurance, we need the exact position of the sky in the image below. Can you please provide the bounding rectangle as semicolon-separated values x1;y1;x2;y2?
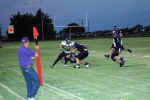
0;0;150;35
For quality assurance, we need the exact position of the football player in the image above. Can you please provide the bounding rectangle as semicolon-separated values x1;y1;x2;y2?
105;26;132;58
106;32;125;67
71;42;90;68
50;39;74;68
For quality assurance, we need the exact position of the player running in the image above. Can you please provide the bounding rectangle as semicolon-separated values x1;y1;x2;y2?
50;39;74;68
109;33;125;67
71;42;90;68
105;26;132;58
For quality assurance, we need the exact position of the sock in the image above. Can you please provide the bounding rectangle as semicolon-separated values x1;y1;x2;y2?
76;64;80;68
120;57;123;61
84;62;89;65
104;54;110;58
53;58;60;66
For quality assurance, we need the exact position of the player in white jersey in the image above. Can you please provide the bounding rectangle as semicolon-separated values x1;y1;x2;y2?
50;39;74;68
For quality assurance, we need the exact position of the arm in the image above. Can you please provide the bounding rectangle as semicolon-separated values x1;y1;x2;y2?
119;32;123;38
29;45;39;59
60;44;64;50
32;45;39;59
72;48;78;54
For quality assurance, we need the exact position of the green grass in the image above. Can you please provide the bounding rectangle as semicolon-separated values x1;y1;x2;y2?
0;37;150;100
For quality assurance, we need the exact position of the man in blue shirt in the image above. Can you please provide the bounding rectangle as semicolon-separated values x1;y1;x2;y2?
18;37;40;100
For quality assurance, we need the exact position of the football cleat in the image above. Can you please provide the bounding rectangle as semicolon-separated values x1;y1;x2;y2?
85;64;91;68
104;54;110;58
50;64;54;68
28;98;35;100
120;59;125;67
74;64;80;69
128;49;132;53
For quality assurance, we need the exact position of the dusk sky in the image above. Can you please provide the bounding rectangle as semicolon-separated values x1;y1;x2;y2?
0;0;150;35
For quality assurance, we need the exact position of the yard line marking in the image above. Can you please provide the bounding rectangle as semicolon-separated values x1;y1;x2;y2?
8;68;85;100
0;82;26;100
43;85;74;99
0;94;4;100
45;83;85;100
47;67;149;94
7;65;148;98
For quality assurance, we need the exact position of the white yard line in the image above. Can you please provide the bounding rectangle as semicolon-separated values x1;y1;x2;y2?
0;94;4;100
0;82;26;100
8;68;85;100
45;83;85;100
8;67;148;95
124;54;150;59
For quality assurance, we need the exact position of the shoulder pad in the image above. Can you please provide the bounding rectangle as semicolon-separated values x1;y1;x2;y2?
61;41;66;46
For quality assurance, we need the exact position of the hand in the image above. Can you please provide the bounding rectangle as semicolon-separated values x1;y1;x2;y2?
66;55;70;58
31;57;36;59
34;45;39;51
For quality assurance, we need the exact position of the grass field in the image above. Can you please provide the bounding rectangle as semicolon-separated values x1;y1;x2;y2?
0;37;150;100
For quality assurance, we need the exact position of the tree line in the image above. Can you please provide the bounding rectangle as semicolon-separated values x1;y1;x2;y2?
1;9;150;41
7;9;85;41
8;9;56;41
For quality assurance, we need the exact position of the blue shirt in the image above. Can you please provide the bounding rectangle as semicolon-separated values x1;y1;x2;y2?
18;45;35;68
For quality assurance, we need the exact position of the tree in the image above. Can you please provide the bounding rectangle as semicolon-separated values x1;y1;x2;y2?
0;25;1;39
144;25;150;32
67;23;85;33
8;12;34;41
128;24;144;34
0;26;2;48
8;9;56;41
34;9;56;40
61;22;85;39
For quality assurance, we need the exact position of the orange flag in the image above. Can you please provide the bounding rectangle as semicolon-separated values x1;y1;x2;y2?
33;26;43;86
33;26;39;39
36;48;43;86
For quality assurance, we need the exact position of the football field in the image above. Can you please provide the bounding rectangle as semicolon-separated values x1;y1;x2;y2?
0;37;150;100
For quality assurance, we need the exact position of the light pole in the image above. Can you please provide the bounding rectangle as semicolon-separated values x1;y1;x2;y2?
40;0;44;40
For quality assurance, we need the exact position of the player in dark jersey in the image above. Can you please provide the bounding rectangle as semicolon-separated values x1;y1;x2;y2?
106;32;125;67
105;28;122;58
50;39;74;68
105;26;132;58
71;43;90;68
111;30;132;53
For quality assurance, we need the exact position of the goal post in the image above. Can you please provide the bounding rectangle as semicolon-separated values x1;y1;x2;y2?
53;15;88;40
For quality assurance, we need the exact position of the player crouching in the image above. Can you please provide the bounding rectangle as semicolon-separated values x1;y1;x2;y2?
50;39;74;68
71;42;91;68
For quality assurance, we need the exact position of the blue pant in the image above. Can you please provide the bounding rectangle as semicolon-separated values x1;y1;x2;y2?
22;67;40;98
